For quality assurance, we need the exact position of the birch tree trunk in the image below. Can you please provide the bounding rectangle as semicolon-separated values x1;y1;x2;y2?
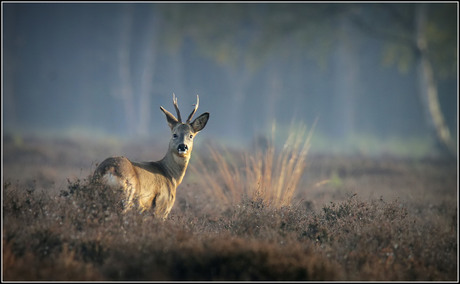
415;4;456;156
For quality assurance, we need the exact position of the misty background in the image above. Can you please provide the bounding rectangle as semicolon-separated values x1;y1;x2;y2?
2;3;458;157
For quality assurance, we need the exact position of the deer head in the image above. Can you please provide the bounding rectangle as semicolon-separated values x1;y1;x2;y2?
160;94;209;158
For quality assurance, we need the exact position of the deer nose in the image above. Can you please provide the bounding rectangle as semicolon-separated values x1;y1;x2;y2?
177;144;188;155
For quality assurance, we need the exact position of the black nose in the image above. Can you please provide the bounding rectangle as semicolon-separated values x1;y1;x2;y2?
177;144;188;152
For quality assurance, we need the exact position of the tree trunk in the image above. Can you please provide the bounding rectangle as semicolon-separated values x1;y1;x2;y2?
137;8;160;136
333;15;357;140
227;67;251;141
415;4;456;156
117;6;136;135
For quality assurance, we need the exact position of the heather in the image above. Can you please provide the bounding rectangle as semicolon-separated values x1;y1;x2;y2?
2;134;457;281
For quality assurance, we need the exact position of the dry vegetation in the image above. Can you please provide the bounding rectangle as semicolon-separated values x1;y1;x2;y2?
192;123;314;209
2;132;458;281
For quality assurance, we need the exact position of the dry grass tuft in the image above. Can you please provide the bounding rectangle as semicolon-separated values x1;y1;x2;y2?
193;123;314;209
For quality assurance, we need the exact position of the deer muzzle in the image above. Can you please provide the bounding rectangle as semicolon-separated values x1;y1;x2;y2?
177;144;189;156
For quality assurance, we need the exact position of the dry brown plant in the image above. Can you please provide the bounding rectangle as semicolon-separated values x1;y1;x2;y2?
193;122;315;209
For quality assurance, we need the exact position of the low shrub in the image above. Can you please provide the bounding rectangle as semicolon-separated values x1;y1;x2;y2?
3;164;457;281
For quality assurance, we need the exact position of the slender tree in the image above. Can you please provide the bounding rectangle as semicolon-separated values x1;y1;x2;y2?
414;4;456;155
351;3;457;156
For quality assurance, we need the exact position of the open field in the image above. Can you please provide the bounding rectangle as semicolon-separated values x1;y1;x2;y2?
2;134;458;281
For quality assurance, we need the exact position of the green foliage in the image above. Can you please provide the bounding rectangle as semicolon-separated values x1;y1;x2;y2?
425;3;457;79
382;43;415;73
158;3;455;79
378;4;457;78
329;170;344;188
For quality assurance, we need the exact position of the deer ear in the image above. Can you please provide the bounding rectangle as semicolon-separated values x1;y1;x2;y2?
160;106;179;130
191;112;209;133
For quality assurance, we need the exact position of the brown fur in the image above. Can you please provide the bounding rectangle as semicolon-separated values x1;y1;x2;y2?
93;95;209;219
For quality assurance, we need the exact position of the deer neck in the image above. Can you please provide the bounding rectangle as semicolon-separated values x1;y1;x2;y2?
159;150;190;187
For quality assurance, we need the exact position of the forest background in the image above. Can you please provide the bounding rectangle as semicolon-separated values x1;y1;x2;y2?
3;2;457;157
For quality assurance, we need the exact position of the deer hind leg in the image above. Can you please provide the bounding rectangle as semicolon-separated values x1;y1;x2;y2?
121;177;137;212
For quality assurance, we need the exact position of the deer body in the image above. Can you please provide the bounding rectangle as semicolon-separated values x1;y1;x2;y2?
93;95;209;219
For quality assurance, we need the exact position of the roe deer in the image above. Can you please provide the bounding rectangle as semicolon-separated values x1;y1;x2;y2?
93;94;209;219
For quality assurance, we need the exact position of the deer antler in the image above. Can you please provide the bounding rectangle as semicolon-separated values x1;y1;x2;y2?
186;95;199;123
172;93;182;122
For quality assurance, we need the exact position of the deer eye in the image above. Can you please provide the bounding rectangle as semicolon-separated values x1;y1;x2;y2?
173;134;178;139
189;135;194;139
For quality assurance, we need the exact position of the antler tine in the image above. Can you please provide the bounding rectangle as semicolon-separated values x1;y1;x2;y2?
186;95;200;123
172;93;182;122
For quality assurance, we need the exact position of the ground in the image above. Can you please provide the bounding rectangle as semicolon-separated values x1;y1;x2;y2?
2;134;458;281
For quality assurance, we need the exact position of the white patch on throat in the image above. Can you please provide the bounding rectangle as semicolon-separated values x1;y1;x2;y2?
178;149;188;155
173;152;189;165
